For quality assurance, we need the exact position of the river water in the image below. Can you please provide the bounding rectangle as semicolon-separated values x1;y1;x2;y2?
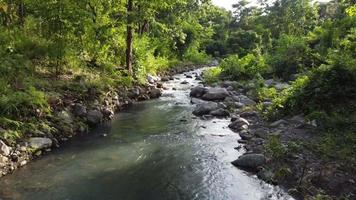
0;68;293;200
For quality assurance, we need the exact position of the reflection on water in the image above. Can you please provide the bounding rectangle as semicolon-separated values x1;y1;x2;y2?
0;69;294;200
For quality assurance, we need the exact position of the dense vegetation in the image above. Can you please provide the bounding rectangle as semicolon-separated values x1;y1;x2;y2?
0;0;233;143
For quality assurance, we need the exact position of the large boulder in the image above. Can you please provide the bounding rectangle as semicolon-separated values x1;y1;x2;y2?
0;140;11;156
191;98;207;105
190;86;207;98
28;137;52;151
149;88;162;99
210;108;230;118
231;154;266;170
201;88;229;101
228;117;250;132
87;110;103;124
192;102;218;116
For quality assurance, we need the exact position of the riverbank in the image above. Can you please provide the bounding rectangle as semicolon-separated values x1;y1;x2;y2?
0;62;213;178
188;72;355;200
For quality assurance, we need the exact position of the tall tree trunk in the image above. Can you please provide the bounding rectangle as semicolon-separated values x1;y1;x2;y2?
126;0;133;76
17;0;25;26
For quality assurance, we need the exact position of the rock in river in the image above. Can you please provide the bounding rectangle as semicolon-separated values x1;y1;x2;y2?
87;110;104;124
201;88;229;101
228;117;250;132
232;154;266;170
28;137;52;151
192;102;218;116
190;86;207;98
149;88;162;99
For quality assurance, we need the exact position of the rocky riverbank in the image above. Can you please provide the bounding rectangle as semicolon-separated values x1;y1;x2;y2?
188;72;355;199
0;63;214;178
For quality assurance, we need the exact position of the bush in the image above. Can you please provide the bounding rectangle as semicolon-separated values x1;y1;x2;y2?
267;53;356;124
183;42;211;64
0;87;50;118
203;67;222;84
268;34;319;80
220;54;269;80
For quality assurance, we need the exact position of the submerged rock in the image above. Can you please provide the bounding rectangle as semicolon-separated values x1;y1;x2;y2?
0;140;11;156
201;88;229;101
231;154;266;170
192;102;218;116
28;137;52;151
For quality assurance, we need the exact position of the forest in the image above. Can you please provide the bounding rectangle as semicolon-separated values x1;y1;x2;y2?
0;0;355;200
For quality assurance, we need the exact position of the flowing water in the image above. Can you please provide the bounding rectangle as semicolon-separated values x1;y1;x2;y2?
0;68;294;200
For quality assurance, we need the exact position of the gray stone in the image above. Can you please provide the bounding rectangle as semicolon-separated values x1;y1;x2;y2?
240;132;253;140
264;79;275;87
190;86;207;98
57;110;73;124
210;109;230;117
221;81;237;88
102;107;114;119
228;118;250;132
270;119;289;127
149;88;162;99
28;137;52;151
202;88;229;101
192;102;218;116
181;81;189;84
236;95;256;106
0;140;11;156
147;74;158;84
73;103;87;117
274;83;290;90
161;77;170;82
253;128;269;139
0;155;9;167
231;154;266;169
191;98;206;105
87;110;103;124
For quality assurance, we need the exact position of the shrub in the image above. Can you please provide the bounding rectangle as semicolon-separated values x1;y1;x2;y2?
203;67;222;84
268;34;319;80
267;53;356;124
0;87;50;118
220;54;268;80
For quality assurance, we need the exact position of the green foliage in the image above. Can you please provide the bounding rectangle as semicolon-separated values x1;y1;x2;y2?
0;87;49;118
220;54;269;80
268;53;356;120
265;135;286;159
268;35;318;80
203;67;222;84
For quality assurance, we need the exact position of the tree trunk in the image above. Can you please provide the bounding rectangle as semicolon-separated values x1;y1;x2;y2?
126;0;133;76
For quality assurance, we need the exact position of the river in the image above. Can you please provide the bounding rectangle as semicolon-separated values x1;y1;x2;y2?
0;68;293;200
